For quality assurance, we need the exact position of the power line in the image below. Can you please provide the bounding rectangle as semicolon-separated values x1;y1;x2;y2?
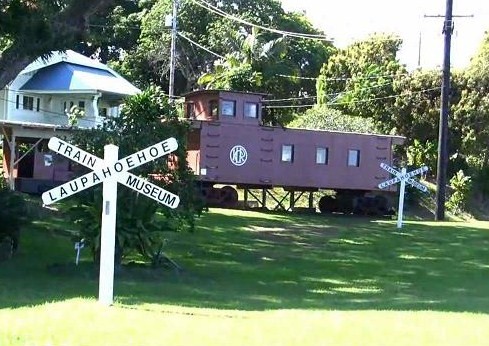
263;104;315;109
263;95;317;103
263;81;396;103
263;87;440;109
87;23;141;30
178;33;406;90
277;72;410;81
177;32;225;59
276;74;318;81
192;0;332;42
330;87;440;105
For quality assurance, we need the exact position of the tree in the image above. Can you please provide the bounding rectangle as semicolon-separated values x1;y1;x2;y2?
0;0;117;89
64;86;204;266
288;105;378;133
316;34;406;132
454;33;489;170
113;0;333;98
73;0;146;63
197;55;262;90
450;33;489;198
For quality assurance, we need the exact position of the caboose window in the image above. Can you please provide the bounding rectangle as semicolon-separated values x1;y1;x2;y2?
244;102;259;118
186;102;195;118
348;149;360;167
209;100;218;117
316;147;329;165
221;100;236;116
281;144;294;162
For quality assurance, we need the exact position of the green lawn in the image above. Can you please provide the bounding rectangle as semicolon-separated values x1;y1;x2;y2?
1;207;489;345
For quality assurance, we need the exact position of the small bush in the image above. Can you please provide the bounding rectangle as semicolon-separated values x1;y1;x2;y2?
447;170;472;214
0;177;28;259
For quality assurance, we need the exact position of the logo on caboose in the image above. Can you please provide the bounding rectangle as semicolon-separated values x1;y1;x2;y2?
230;145;248;166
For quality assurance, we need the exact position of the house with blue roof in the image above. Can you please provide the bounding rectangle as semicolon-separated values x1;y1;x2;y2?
0;50;140;193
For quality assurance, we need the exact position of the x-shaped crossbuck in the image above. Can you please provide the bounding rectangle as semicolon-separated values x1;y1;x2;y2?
41;137;180;209
378;163;428;192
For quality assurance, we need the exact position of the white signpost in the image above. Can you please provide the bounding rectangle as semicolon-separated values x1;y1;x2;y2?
378;163;428;229
42;137;180;306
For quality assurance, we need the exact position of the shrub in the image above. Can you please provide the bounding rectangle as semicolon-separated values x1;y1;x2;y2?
288;105;379;133
406;139;437;174
447;170;472;214
0;177;27;260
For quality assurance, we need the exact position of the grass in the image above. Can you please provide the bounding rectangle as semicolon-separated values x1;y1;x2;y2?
1;206;489;345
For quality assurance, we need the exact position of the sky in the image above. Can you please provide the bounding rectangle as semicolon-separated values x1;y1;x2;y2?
280;0;488;70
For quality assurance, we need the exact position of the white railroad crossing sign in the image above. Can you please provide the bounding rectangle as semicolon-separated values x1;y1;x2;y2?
42;137;180;306
378;163;428;229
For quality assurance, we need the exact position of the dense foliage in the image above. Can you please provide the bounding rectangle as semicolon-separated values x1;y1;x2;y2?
0;0;117;89
63;87;204;265
0;177;27;260
288;105;378;134
109;1;333;105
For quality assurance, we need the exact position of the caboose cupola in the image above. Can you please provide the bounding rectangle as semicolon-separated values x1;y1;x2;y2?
183;90;266;125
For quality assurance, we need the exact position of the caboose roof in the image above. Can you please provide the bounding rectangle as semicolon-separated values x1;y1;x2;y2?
183;89;269;98
286;125;406;144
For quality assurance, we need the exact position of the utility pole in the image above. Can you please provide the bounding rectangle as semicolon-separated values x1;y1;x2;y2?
417;31;422;68
435;0;453;221
168;0;178;104
425;3;472;220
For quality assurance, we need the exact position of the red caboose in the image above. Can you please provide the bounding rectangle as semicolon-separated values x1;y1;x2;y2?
184;90;405;214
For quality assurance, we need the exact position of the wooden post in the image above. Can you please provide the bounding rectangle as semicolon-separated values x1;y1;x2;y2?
244;188;248;208
98;144;119;306
289;191;295;211
309;192;314;209
397;168;407;229
9;134;15;190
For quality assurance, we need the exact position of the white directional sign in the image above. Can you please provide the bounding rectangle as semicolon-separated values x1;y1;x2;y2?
378;163;429;229
42;137;181;306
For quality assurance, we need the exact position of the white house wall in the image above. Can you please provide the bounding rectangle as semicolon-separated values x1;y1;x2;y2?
0;88;6;120
3;90;122;128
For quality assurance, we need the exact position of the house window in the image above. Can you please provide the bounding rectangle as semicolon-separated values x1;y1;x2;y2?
281;144;294;162
78;101;85;110
209;100;218;117
186;102;195;118
221;100;236;116
99;108;108;117
244;102;259;118
16;95;20;109
316;147;329;165
36;98;40;112
23;96;34;110
348;149;360;167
